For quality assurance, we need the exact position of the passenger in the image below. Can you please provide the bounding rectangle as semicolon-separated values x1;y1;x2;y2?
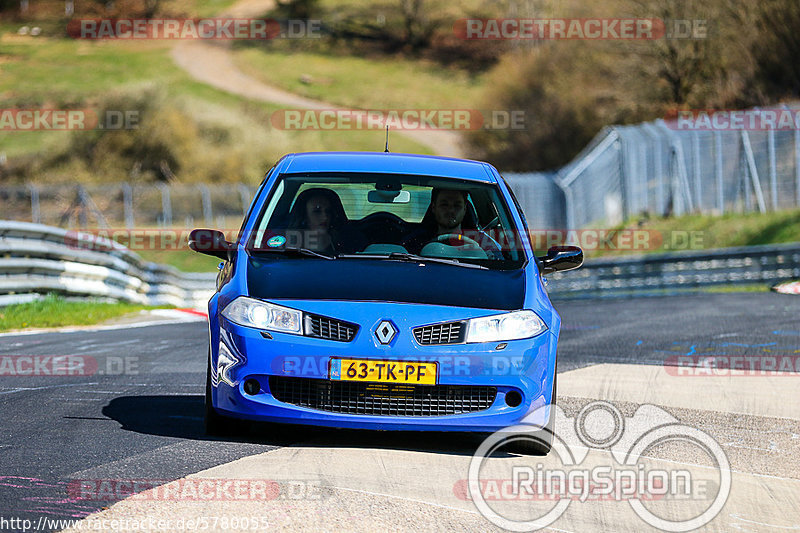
287;188;365;254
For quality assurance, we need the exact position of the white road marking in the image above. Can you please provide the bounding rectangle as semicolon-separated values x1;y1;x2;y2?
0;383;100;396
729;513;800;530
0;317;205;338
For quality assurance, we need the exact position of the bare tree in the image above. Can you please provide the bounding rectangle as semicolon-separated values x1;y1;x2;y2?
399;0;436;50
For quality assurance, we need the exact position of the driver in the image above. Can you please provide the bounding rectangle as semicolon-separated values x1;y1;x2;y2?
404;188;477;254
432;189;468;236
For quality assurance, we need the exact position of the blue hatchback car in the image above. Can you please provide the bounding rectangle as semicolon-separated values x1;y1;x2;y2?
189;152;582;453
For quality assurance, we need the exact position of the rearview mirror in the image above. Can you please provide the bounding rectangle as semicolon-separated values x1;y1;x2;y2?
538;246;583;274
368;190;411;204
188;229;233;260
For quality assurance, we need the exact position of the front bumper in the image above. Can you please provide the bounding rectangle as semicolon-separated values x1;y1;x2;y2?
211;306;558;433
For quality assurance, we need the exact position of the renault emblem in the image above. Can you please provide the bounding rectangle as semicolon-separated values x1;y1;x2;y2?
374;320;398;344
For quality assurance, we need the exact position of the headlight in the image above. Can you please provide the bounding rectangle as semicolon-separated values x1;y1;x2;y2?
221;297;302;334
465;310;546;343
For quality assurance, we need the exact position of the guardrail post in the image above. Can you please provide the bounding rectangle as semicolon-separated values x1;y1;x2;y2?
795;126;800;208
122;183;134;229
768;128;778;210
641;123;662;215
715;131;724;214
27;184;40;224
655;139;665;216
637;137;649;214
158;183;172;227
656;120;693;214
77;185;89;227
239;184;252;217
741;131;767;214
564;188;575;231
692;132;702;211
198;184;213;225
610;128;628;222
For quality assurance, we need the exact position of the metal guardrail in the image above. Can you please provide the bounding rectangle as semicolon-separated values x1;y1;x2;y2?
0;221;216;307
2;222;798;306
546;242;800;298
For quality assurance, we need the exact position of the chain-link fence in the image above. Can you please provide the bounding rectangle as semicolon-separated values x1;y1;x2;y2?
0;183;258;229
3;106;798;232
0;176;569;231
503;172;566;230
554;106;800;229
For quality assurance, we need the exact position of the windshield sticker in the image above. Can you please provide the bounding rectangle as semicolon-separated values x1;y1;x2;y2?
267;235;286;248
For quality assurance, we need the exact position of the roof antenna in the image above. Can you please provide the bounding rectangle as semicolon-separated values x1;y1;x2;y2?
384;125;390;153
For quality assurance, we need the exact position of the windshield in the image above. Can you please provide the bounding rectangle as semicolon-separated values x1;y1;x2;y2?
247;172;526;270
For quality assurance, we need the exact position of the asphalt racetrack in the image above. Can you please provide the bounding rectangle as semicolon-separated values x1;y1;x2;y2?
1;292;799;532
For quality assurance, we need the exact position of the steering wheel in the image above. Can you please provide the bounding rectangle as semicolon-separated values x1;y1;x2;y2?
437;232;505;260
436;233;483;248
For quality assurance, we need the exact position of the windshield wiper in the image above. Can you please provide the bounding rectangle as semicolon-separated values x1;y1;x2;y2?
252;246;335;260
339;252;488;270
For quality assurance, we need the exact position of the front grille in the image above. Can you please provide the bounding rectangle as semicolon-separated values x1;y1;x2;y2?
413;321;465;345
305;314;358;342
269;377;496;416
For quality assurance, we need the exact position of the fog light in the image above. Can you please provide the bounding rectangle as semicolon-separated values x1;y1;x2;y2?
243;379;261;396
505;390;522;407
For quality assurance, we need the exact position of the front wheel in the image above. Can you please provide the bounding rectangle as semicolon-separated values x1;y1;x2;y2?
506;374;557;455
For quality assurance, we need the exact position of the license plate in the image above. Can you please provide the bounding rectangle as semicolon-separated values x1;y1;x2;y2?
329;358;437;385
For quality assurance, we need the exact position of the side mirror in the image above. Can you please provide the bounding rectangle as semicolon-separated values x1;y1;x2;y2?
188;229;233;260
538;245;583;274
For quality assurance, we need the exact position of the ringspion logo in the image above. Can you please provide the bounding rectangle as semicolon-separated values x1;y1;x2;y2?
466;401;730;531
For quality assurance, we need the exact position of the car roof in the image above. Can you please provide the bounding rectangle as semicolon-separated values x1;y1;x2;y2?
279;152;498;183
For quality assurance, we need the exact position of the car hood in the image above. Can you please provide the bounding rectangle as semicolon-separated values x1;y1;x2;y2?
245;255;525;310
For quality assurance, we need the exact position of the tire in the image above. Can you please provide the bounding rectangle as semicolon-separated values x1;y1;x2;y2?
506;373;557;455
204;355;245;436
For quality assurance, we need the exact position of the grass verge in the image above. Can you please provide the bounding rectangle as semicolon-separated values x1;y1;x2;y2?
0;33;431;178
135;248;222;272
0;294;171;331
232;47;487;110
585;208;800;258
